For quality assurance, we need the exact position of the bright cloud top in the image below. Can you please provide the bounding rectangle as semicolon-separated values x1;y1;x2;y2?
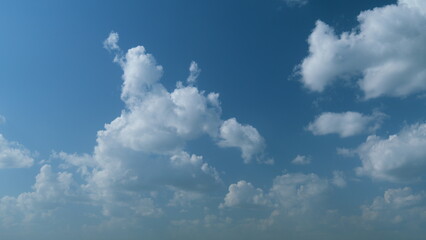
307;111;383;138
220;181;268;208
299;0;426;99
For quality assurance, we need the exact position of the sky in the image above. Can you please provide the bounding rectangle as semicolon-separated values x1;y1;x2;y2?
1;0;426;239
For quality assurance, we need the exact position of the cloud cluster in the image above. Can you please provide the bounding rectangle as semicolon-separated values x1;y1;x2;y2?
307;111;384;137
362;187;426;224
58;32;267;218
356;123;426;182
299;0;426;99
0;32;270;229
0;165;74;226
221;173;329;216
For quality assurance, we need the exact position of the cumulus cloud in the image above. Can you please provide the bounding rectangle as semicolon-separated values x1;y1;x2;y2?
187;61;201;84
0;32;270;232
0;165;74;225
0;134;34;168
291;155;311;165
221;173;330;216
356;123;426;182
270;173;329;215
50;32;267;218
220;181;269;208
299;0;426;99
218;118;266;163
362;187;426;224
307;111;384;137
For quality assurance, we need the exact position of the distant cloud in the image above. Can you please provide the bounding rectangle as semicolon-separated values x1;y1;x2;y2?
284;0;308;7
270;173;329;214
0;115;5;125
356;123;426;182
221;173;330;215
103;31;120;51
291;155;311;165
187;61;201;84
0;134;33;168
332;171;346;188
307;111;384;138
0;165;74;224
362;187;426;223
298;0;426;99
220;181;269;208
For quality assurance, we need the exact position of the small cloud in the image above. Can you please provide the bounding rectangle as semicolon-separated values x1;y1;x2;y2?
0;115;5;125
103;31;120;51
284;0;308;7
332;171;347;188
220;180;269;208
336;148;356;157
291;155;311;165
218;118;266;164
187;61;201;84
307;111;384;138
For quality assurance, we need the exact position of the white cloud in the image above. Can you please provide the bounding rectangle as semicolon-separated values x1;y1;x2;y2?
187;61;201;84
221;173;330;216
168;189;203;207
220;181;269;208
362;187;426;223
291;155;311;165
53;32;267;218
218;118;266;163
331;171;346;188
103;31;120;51
0;165;74;225
284;0;308;7
356;123;426;182
270;173;329;215
0;134;33;168
0;32;270;232
307;111;383;137
117;46;164;107
299;0;426;99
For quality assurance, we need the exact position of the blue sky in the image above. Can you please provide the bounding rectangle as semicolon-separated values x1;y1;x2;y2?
1;0;426;239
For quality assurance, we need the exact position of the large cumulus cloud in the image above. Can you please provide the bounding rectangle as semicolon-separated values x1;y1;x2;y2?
299;0;426;99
